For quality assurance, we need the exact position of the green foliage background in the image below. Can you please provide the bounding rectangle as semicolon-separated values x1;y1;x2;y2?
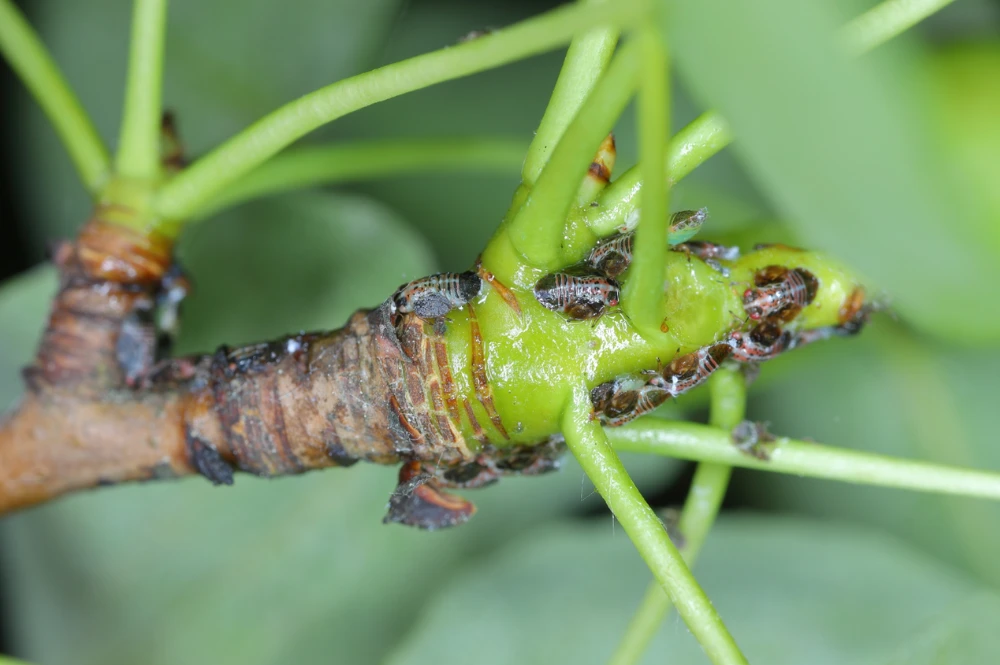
2;0;1000;663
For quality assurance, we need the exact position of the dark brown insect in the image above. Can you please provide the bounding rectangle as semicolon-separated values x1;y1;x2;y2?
393;271;483;320
742;265;819;322
729;321;791;363
534;272;620;320
590;376;647;425
600;384;669;426
673;240;741;264
673;240;741;276
653;342;733;397
588;232;634;278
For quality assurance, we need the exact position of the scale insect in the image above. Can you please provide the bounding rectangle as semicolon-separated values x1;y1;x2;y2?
729;321;792;363
742;265;819;322
593;209;711;278
534;272;620;320
654;342;734;397
392;271;483;320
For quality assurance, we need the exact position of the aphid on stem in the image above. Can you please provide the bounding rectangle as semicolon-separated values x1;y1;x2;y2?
654;342;734;397
729;321;792;363
742;265;819;322
534;272;620;320
392;271;482;320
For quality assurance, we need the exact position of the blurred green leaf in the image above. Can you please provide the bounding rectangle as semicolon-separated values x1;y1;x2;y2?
747;323;1000;586
932;42;1000;230
883;593;1000;664
385;514;995;665
0;265;56;410
664;0;1000;343
174;191;436;351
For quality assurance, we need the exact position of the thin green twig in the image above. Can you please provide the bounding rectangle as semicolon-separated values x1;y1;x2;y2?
0;0;109;193
621;28;670;337
587;111;730;236
842;0;958;56
608;368;744;665
154;0;647;224
521;0;618;186
608;420;1000;500
194;137;528;219
508;39;641;269
562;383;749;665
115;0;168;181
587;0;958;234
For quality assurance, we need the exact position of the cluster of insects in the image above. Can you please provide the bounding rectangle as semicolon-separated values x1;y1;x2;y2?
589;258;870;430
386;207;874;477
533;208;739;321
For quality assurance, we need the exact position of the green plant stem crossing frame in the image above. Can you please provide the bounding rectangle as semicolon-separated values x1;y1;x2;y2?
0;0;986;663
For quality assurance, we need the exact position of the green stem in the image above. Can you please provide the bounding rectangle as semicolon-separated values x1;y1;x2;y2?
521;0;618;186
587;0;957;235
842;0;958;56
621;28;669;337
194;137;528;219
562;383;748;665
509;39;641;269
609;368;744;665
609;420;1000;500
115;0;168;181
588;111;730;236
154;0;647;225
0;0;110;193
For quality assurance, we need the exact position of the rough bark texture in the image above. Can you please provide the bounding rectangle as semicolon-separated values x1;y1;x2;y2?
0;210;495;522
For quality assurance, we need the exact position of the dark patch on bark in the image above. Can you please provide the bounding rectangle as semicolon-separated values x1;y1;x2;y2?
325;441;359;467
186;430;235;486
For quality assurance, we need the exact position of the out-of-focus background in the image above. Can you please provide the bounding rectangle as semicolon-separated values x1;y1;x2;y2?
3;0;1000;663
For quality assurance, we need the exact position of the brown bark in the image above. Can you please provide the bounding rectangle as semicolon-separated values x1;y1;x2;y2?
0;208;514;526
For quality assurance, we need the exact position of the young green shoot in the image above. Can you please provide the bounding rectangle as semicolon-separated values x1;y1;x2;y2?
562;383;749;665
588;110;731;236
842;0;959;55
621;27;670;337
114;0;169;182
508;39;641;270
608;420;1000;500
0;0;109;193
153;0;648;227
609;368;744;665
521;0;618;186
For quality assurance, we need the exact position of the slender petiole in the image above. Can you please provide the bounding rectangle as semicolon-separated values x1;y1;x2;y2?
587;0;959;235
621;27;670;337
842;0;959;56
521;0;619;186
587;111;730;236
193;137;529;219
115;0;169;181
153;0;648;226
608;368;745;665
608;420;1000;501
562;383;749;665
0;0;110;193
508;39;642;269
